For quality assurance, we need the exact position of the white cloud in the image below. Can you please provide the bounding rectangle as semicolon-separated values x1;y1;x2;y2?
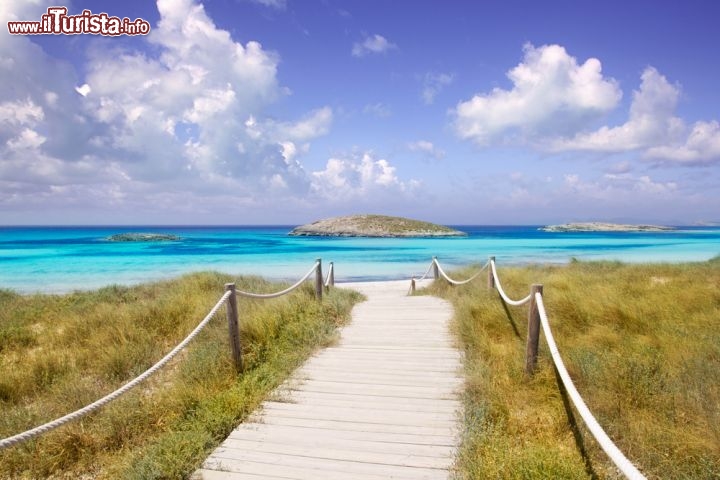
352;34;397;57
549;67;720;165
421;72;453;105
0;26;104;191
244;115;262;139
0;0;344;219
363;103;392;118
549;67;684;152
0;98;44;125
607;161;632;174
75;84;91;97
277;106;333;141
311;152;415;200
44;91;58;107
183;85;236;123
0;0;50;28
634;175;678;194
76;0;332;188
243;107;333;144
71;0;291;184
408;140;445;160
453;43;621;145
563;172;677;199
268;173;287;189
644;120;720;165
279;141;297;164
7;128;46;150
247;0;286;9
603;173;678;194
453;44;720;166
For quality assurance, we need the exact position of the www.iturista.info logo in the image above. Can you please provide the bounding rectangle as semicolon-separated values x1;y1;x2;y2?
7;6;150;36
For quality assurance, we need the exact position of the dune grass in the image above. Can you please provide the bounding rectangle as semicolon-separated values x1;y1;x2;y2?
0;272;362;479
426;257;720;479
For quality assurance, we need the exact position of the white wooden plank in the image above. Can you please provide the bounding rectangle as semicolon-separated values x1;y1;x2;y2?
289;380;458;399
199;460;422;480
192;470;290;480
231;423;458;446
298;362;462;375
224;428;457;457
261;400;459;419
203;451;449;480
258;403;457;428
303;358;462;372
295;370;463;387
214;438;453;469
250;415;458;437
269;391;461;413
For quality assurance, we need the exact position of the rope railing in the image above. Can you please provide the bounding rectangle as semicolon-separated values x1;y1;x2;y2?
536;294;647;480
0;290;232;451
416;260;436;281
488;256;646;480
228;259;325;371
1;258;330;451
409;258;488;295
408;260;436;294
490;258;532;306
434;258;489;286
234;261;320;299
324;261;335;289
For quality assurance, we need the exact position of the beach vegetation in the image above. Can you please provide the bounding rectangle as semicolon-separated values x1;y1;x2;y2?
0;272;361;479
426;259;720;479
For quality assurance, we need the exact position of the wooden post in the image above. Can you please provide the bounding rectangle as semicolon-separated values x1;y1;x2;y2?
225;283;243;373
488;256;496;290
315;258;323;301
410;277;416;295
525;284;543;375
432;256;439;280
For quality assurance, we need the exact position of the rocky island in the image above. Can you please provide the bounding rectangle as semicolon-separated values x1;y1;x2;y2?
540;222;675;232
289;215;467;237
106;233;181;242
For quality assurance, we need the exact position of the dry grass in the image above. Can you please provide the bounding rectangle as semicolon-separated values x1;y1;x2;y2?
426;257;720;479
0;272;362;479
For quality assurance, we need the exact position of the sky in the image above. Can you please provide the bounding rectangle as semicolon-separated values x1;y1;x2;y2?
1;0;719;225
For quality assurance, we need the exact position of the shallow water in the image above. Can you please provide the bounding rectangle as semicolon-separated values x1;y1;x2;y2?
0;225;718;293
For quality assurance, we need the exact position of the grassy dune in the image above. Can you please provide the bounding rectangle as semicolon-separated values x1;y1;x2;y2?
427;257;720;479
0;272;361;479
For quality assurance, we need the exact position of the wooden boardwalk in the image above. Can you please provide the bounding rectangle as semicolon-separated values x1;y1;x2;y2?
194;279;463;480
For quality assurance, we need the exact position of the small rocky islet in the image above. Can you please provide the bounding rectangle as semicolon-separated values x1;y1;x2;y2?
289;214;467;238
540;222;675;232
105;233;181;242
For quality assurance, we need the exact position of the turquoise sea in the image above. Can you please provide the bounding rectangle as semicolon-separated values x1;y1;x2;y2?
1;226;719;294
